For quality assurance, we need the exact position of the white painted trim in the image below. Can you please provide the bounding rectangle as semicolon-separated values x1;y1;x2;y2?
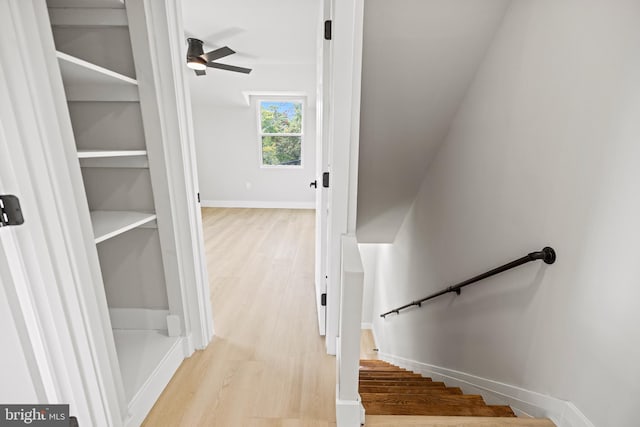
360;322;372;330
108;308;170;330
313;0;331;338
201;200;316;210
338;235;364;401
376;350;595;427
127;0;214;352
335;338;365;427
325;0;365;356
335;384;363;427
242;90;308;106
124;337;186;427
168;0;215;349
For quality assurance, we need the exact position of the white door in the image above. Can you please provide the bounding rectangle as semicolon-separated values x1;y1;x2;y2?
0;135;48;406
313;0;334;336
0;61;75;419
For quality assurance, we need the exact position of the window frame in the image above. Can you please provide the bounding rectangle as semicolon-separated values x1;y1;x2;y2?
256;97;305;169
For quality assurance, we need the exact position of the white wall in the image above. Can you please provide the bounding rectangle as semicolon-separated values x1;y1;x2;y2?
370;1;640;426
358;244;379;325
184;0;320;208
192;82;317;207
356;0;510;242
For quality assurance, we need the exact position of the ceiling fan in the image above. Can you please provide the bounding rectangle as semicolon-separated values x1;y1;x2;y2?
186;38;252;76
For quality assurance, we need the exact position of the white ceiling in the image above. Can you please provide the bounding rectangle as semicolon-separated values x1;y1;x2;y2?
356;0;511;243
181;0;320;107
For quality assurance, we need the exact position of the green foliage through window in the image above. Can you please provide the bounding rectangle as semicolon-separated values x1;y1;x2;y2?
260;101;302;166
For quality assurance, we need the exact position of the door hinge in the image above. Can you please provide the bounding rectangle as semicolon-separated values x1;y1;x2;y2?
321;293;327;306
197;192;200;203
322;172;330;188
324;20;332;40
0;195;24;227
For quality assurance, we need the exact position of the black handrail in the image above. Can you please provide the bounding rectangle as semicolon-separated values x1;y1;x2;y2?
380;247;556;318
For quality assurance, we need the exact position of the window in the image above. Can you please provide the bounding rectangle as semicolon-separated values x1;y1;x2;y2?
258;100;303;167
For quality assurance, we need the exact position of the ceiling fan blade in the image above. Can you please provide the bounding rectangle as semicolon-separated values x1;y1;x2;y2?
203;46;235;62
207;62;252;74
195;69;206;76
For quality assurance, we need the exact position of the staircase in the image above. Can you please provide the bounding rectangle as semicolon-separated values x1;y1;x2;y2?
360;360;556;426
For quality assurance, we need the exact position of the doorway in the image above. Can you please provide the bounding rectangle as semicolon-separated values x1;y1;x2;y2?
181;0;333;340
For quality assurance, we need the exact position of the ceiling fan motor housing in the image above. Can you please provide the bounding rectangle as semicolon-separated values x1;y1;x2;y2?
186;38;205;61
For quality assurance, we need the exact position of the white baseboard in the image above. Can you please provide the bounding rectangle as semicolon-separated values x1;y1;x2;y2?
125;337;186;427
201;199;315;209
109;308;170;330
361;322;373;330
336;383;364;427
376;351;594;427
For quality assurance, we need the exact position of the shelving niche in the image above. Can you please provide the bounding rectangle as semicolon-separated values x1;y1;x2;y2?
46;1;191;425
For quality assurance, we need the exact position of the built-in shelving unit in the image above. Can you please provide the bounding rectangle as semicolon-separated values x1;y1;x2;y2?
46;1;190;425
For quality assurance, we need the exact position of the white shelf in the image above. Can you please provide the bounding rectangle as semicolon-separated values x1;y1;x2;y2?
78;150;149;168
91;211;157;244
112;330;180;403
77;149;147;159
56;51;139;101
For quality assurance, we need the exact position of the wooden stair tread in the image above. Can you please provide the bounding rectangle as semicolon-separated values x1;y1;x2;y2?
360;376;434;381
360;386;463;394
360;373;425;378
360;359;393;365
360;378;434;383
359;359;517;419
360;393;486;405
360;366;413;371
364;415;556;426
359;380;445;387
363;402;515;417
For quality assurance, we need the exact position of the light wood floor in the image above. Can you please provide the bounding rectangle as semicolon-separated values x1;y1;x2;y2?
143;208;336;427
360;329;379;360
